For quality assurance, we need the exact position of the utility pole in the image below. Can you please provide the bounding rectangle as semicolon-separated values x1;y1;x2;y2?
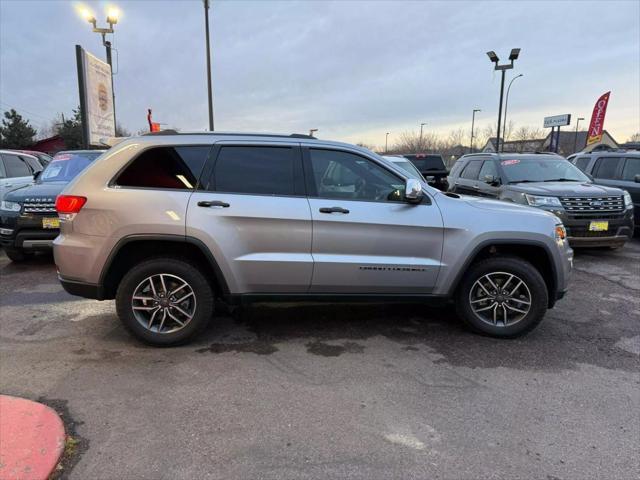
204;0;215;131
470;109;481;152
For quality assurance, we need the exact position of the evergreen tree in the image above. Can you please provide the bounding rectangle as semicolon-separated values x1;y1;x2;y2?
56;108;84;149
0;109;37;148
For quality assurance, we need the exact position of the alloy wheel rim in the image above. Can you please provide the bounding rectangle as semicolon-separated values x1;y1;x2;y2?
469;271;531;327
131;273;197;334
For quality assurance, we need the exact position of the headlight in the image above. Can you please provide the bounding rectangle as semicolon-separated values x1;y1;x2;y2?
525;194;562;207
623;191;633;207
0;200;21;212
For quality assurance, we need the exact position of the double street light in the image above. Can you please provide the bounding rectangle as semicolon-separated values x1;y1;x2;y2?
487;48;520;153
80;6;119;126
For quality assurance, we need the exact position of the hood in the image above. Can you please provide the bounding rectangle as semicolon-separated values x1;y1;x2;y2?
460;195;558;219
507;181;624;196
4;182;67;203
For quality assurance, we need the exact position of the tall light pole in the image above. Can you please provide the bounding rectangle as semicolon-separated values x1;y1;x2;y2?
385;132;390;153
502;73;523;150
81;7;119;128
470;109;481;152
487;48;520;153
420;122;426;141
309;128;318;137
203;0;214;131
574;117;585;153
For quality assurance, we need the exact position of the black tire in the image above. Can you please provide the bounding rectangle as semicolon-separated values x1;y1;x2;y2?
115;257;214;346
5;248;32;262
455;256;548;338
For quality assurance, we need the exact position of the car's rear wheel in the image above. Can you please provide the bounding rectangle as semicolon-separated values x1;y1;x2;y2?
5;248;32;263
456;256;548;338
115;257;214;346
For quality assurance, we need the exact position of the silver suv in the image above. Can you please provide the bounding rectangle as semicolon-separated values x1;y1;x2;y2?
53;132;573;346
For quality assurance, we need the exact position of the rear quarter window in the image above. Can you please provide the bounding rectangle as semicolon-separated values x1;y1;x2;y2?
116;146;210;190
593;157;622;179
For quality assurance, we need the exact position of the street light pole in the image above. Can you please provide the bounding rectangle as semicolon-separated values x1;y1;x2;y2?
574;117;585;153
83;9;119;129
420;122;426;140
309;128;318;137
385;132;390;153
502;73;523;150
486;49;520;153
203;0;214;131
470;109;481;152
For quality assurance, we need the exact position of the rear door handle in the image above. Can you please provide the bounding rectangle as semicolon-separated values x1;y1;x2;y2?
197;200;230;208
319;206;350;214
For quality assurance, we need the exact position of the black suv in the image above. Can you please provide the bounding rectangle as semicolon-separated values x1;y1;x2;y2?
403;153;448;190
0;150;104;261
448;153;634;248
569;150;639;232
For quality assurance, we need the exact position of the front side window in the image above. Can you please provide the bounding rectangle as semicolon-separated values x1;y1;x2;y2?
2;154;31;177
479;160;498;181
593;157;622;180
116;146;209;190
621;158;640;181
461;160;482;180
309;149;404;202
574;157;591;172
210;146;296;196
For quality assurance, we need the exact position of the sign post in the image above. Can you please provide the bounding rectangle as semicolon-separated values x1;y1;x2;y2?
543;114;571;153
75;45;116;147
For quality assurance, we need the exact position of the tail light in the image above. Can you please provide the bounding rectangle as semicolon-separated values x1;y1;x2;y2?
56;195;87;215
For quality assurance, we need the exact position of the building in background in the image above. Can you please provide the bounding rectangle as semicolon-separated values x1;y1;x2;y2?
482;130;618;157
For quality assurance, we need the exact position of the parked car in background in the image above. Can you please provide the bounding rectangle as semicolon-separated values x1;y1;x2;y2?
448;153;634;248
383;155;426;181
16;150;53;166
54;132;572;346
568;150;639;232
0;149;105;261
0;150;44;200
403;153;448;190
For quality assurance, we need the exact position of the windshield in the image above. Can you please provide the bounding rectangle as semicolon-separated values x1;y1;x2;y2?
39;151;103;183
500;156;590;183
393;160;424;180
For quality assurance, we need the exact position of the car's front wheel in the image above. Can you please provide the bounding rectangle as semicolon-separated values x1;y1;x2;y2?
115;257;214;346
456;256;548;338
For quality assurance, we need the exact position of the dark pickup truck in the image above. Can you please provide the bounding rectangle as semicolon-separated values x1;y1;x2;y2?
403;153;449;191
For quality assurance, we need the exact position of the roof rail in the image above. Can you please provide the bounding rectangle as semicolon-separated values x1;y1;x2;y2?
141;130;317;139
142;129;179;136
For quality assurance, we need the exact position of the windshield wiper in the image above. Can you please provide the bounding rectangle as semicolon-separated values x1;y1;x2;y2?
508;180;538;184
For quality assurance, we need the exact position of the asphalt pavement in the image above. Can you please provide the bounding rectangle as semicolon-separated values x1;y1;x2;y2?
1;241;638;480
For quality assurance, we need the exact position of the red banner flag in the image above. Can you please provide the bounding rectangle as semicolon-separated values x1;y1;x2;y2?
586;91;611;145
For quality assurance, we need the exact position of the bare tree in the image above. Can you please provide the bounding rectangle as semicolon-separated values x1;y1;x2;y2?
626;132;640;143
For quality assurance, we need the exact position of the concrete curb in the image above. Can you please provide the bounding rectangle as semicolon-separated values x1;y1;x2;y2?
0;395;66;480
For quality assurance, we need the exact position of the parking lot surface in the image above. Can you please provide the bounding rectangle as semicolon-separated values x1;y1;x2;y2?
1;241;639;480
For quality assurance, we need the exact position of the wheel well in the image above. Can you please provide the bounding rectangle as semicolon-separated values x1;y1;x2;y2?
101;239;225;300
463;243;556;307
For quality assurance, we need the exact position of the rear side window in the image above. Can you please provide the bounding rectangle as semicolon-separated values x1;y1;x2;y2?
478;160;498;180
2;154;31;177
211;146;295;195
116;146;210;190
593;157;622;179
574;156;591;172
461;160;482;179
621;157;640;181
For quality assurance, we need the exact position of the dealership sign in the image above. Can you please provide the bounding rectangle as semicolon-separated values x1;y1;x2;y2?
587;91;611;146
543;114;571;128
76;45;115;146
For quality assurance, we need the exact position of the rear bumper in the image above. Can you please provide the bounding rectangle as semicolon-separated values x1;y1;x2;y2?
59;276;104;300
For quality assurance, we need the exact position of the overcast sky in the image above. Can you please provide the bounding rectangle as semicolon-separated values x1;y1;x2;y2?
1;0;638;148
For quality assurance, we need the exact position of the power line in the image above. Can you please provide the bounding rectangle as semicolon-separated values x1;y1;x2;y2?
0;100;55;123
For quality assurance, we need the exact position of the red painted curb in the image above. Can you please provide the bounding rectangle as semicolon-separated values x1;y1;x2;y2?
0;395;66;480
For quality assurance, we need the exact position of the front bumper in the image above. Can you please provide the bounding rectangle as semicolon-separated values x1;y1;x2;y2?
0;212;59;250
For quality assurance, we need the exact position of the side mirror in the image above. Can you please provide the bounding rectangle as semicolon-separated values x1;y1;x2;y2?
483;174;499;185
634;174;640;183
33;170;41;181
404;178;423;204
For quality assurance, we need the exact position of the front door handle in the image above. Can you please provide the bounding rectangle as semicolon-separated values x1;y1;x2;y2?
319;206;350;214
197;200;230;208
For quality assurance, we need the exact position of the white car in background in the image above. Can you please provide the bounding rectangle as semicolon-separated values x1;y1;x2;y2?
383;155;426;181
0;150;42;200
